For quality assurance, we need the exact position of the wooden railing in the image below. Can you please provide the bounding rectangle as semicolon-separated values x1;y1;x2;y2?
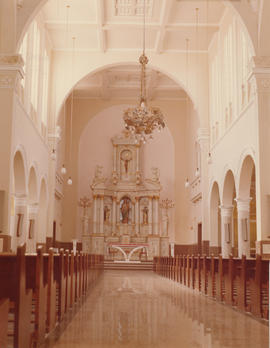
153;254;269;320
0;244;104;348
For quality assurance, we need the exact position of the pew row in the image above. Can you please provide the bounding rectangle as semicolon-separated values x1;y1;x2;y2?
153;254;269;320
0;245;104;348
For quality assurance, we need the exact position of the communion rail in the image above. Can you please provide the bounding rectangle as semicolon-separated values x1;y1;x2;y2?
153;254;269;320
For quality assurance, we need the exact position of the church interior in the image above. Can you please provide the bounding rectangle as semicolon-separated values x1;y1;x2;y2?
0;0;270;347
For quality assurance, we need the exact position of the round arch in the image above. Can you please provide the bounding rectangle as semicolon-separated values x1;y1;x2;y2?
238;155;257;257
222;170;236;206
56;61;199;126
238;155;256;200
13;150;27;196
28;166;38;203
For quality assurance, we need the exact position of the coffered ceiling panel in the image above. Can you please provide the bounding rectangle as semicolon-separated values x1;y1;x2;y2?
106;28;157;50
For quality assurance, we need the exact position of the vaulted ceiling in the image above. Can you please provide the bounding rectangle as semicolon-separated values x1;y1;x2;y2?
41;0;226;100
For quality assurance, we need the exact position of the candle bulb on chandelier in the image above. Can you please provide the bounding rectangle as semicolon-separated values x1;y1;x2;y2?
61;165;67;175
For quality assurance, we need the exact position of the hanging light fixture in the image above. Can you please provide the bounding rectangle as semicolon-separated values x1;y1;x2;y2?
61;5;70;178
66;36;76;186
123;0;165;142
185;179;190;188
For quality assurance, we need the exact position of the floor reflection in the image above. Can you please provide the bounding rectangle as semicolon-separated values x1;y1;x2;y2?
45;270;269;348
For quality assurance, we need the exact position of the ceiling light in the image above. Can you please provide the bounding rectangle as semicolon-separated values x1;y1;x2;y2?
61;165;67;175
123;0;165;143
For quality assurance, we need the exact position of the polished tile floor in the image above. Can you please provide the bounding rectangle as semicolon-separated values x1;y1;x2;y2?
45;270;269;348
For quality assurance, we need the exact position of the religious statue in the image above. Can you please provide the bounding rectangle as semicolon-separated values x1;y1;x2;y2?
121;198;130;224
121;150;132;175
142;206;148;224
104;205;110;223
92;165;106;186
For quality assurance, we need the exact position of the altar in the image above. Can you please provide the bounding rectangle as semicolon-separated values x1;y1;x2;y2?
81;130;169;260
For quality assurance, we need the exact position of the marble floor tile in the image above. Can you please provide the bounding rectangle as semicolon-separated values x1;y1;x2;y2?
44;271;269;348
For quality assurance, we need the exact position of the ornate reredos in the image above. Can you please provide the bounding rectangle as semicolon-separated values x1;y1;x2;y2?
91;130;161;191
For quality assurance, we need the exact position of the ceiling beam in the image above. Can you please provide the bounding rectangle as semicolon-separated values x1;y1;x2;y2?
155;0;174;54
96;0;106;53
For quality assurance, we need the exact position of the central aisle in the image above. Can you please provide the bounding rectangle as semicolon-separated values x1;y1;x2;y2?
46;270;268;348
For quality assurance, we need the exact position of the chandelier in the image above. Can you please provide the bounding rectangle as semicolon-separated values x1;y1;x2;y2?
123;0;165;143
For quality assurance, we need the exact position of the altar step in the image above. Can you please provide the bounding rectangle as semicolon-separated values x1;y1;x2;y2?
104;260;153;271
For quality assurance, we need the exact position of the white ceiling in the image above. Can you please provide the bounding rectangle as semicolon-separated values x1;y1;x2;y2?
41;0;225;100
73;65;186;100
42;0;225;52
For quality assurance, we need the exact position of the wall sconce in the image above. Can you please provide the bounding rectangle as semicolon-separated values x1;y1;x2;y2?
195;168;200;177
67;177;73;186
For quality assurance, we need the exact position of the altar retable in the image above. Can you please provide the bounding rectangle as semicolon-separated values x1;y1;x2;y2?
83;130;169;261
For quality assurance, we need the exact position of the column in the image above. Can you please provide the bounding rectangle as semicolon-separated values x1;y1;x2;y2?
14;194;28;249
112;196;116;234
236;198;252;257
135;197;140;235
113;145;117;172
153;196;159;235
197;128;210;243
28;203;39;252
220;205;234;258
116;200;120;224
249;57;270;247
93;195;98;234
148;197;153;235
99;195;104;234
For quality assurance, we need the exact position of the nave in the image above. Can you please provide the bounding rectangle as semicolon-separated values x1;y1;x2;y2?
43;270;268;348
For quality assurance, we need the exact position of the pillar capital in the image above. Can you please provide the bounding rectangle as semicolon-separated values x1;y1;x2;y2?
249;56;270;95
0;54;24;93
235;197;252;212
197;128;210;149
14;194;27;206
28;202;39;215
219;205;234;217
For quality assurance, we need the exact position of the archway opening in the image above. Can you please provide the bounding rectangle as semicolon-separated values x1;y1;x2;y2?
238;155;256;257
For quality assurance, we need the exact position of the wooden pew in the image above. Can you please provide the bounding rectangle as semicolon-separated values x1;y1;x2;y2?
25;246;48;346
0;244;32;348
0;298;9;348
45;248;57;333
54;249;66;321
